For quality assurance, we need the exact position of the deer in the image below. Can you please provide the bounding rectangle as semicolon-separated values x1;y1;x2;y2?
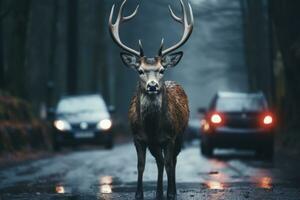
109;0;193;199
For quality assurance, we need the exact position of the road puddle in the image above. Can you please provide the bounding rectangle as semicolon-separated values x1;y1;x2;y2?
257;176;272;189
250;171;273;189
55;185;65;194
99;176;113;194
205;180;225;190
55;185;72;194
204;171;228;190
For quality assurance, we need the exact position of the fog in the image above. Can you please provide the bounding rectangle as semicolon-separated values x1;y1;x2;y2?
108;0;248;118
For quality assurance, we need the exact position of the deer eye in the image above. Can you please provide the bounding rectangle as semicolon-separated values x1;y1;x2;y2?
159;68;165;75
138;69;144;75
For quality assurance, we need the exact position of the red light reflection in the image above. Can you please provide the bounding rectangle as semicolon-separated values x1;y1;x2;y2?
258;176;272;189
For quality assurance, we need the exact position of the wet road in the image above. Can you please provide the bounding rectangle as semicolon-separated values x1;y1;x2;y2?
1;142;300;200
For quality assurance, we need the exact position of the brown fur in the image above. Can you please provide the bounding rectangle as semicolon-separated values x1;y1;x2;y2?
109;1;193;198
129;81;189;143
165;81;189;135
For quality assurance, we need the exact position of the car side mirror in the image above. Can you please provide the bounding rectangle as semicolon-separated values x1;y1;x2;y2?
198;107;207;114
108;105;116;114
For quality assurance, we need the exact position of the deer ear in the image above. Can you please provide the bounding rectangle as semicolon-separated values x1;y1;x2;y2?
120;52;140;69
162;51;183;68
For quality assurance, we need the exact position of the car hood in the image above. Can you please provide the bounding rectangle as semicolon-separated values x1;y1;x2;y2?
57;112;110;124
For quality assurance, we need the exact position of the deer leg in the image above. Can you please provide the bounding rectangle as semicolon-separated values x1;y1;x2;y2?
164;142;177;200
149;145;164;200
134;140;147;200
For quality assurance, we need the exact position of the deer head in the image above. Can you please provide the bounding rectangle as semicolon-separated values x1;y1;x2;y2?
109;0;194;94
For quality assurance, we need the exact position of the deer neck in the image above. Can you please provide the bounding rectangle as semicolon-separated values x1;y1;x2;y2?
138;82;164;122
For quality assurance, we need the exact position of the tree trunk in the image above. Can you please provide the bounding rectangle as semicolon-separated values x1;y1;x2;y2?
270;0;300;130
67;0;78;95
5;0;31;97
0;0;4;90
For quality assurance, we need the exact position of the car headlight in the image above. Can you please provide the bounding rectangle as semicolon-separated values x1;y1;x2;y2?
97;119;112;131
54;120;71;131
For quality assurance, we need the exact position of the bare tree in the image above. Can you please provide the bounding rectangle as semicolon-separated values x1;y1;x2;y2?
67;0;78;95
270;0;300;130
0;0;3;89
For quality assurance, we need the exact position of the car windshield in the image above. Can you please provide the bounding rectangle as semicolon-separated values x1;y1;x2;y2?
216;96;266;112
56;95;107;114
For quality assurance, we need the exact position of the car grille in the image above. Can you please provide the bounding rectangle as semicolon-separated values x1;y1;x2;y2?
71;122;97;131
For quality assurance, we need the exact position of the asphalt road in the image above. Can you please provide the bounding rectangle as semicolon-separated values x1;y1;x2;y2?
1;141;300;200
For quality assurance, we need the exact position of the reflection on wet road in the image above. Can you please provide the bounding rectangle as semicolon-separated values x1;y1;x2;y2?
99;176;113;194
0;142;300;199
55;185;65;194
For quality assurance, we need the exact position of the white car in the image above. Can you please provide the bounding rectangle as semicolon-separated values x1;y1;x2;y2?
52;94;114;150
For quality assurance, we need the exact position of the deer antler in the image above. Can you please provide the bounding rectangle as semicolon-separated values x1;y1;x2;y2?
158;0;194;57
109;0;144;57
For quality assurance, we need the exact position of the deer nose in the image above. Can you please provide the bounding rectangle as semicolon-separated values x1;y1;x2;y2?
147;81;159;92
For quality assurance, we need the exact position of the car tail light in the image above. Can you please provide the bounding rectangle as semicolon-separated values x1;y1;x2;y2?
261;112;274;128
210;113;222;124
263;115;273;125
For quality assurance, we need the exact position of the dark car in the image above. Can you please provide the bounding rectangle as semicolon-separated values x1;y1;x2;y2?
52;94;114;150
199;92;275;158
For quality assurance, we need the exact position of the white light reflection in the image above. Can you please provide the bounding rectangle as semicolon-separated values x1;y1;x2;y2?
99;176;113;194
206;180;224;190
55;186;65;194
